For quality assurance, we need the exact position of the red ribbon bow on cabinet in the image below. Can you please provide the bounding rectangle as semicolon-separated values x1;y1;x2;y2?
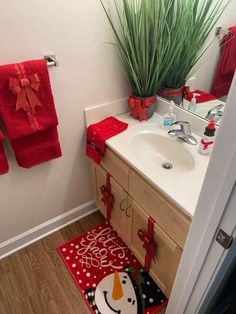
138;217;156;272
9;73;41;114
128;96;156;121
100;173;114;222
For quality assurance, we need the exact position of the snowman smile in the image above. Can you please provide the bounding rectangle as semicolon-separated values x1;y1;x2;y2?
103;291;121;314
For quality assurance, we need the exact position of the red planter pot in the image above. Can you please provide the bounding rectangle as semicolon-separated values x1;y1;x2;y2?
158;87;184;106
128;95;157;121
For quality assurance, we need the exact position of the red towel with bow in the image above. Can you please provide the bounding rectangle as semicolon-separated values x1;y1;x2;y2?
0;131;9;174
184;89;217;103
211;26;236;98
0;59;62;168
86;117;128;164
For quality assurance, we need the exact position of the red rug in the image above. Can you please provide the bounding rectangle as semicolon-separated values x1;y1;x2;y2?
57;221;168;314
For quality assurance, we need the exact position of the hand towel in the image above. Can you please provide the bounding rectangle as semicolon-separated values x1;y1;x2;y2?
0;131;9;174
86;117;128;164
211;26;236;98
184;90;217;103
0;59;58;140
11;127;62;168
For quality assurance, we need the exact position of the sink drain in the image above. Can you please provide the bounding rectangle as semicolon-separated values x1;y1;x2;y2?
162;162;173;170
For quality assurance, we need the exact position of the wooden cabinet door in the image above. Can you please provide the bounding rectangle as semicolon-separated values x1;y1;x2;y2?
95;165;128;242
127;196;182;297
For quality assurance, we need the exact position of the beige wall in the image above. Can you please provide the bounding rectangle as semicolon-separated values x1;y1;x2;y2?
0;1;129;243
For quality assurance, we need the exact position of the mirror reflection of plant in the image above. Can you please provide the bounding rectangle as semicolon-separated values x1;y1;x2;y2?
100;0;171;97
160;0;230;89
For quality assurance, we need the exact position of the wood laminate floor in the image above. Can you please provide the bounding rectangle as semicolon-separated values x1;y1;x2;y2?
0;211;105;314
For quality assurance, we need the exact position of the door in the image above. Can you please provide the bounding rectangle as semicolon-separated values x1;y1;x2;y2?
95;165;128;242
127;196;182;297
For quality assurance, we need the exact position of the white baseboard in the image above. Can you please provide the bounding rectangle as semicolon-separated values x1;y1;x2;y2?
0;201;97;260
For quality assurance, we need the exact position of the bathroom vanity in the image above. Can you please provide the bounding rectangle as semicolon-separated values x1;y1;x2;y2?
89;112;210;298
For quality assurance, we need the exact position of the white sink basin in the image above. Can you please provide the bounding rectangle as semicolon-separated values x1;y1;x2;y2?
106;112;210;217
131;132;195;173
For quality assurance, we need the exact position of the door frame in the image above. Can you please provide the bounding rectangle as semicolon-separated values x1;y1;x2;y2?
166;74;236;314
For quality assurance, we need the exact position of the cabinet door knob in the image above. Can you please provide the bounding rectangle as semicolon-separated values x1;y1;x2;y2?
125;204;132;218
120;199;126;212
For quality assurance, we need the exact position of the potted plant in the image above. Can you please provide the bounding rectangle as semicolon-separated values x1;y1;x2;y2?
100;0;169;121
158;0;229;105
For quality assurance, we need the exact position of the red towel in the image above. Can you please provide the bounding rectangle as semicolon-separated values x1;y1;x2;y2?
0;131;9;174
0;59;62;168
86;117;128;164
11;127;62;168
0;59;58;140
211;26;236;98
184;90;217;103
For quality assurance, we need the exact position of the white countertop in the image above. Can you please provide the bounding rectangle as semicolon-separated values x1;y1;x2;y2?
106;113;210;218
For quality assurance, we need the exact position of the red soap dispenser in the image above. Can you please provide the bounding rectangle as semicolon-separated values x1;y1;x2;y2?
199;120;216;155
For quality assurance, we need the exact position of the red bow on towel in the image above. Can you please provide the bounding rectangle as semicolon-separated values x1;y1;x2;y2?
9;73;41;114
128;96;156;121
138;217;156;272
100;173;114;222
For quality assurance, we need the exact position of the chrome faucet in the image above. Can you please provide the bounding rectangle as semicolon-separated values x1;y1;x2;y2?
168;121;198;145
205;104;224;122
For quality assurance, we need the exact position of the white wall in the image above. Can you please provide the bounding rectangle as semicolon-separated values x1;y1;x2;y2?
193;1;236;93
0;0;129;243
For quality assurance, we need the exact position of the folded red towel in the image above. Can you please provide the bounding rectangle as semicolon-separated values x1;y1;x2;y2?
211;26;236;98
0;59;58;140
11;127;62;168
0;131;9;174
184;90;217;103
86;117;128;164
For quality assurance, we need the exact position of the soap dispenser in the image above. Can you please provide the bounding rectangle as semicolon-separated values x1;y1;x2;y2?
188;93;199;113
199;120;216;155
163;101;176;129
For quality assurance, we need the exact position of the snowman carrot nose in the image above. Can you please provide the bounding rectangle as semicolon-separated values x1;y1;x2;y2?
112;271;124;300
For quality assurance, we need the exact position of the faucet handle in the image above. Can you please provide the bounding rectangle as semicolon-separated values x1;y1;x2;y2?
172;121;191;135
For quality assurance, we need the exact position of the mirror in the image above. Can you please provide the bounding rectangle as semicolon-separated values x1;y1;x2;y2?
179;2;235;125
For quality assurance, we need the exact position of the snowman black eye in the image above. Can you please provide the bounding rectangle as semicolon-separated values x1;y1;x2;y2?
122;280;127;284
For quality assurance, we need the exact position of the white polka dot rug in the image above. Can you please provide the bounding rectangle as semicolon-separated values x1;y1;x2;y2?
57;221;167;314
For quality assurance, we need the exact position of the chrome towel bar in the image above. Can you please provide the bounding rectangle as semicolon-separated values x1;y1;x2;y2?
44;54;59;67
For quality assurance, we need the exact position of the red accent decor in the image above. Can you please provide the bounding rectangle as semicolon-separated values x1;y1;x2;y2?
128;95;156;121
9;73;41;114
0;59;62;168
158;87;184;97
184;89;217;103
211;26;236;98
86;117;128;164
0;131;9;175
101;173;114;222
200;139;214;150
138;217;156;272
0;60;59;140
57;222;168;314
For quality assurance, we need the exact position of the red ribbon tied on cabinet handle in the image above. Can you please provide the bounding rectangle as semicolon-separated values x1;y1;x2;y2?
138;217;156;272
100;173;114;222
128;96;156;121
9;73;41;114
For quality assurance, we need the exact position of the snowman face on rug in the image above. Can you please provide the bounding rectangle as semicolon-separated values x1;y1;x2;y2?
95;271;138;314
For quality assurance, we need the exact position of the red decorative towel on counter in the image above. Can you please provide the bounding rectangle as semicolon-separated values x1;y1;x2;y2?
0;131;9;174
184;89;217;103
86;117;128;164
0;59;62;168
211;26;236;98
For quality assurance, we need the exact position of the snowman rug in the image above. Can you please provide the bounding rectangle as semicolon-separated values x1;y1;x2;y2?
57;222;168;314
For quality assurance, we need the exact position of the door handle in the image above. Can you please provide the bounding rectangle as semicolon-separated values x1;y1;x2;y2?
125;204;132;218
119;199;126;212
